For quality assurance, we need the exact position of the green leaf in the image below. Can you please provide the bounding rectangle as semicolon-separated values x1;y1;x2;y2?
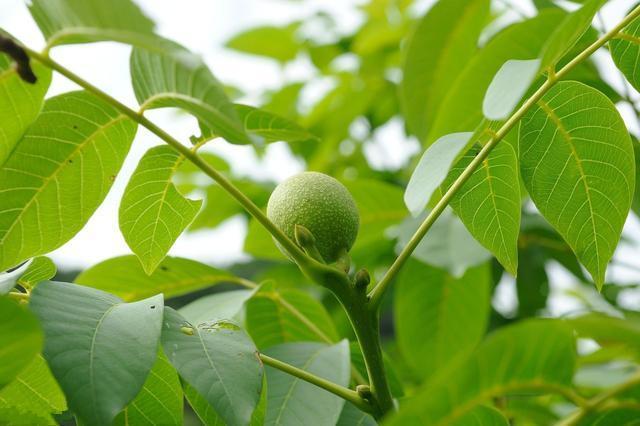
400;0;490;139
0;54;51;166
336;402;376;426
540;0;606;69
29;281;163;426
17;256;56;290
611;8;640;92
519;81;635;288
179;289;255;324
405;132;473;217
226;24;300;63
131;46;251;145
392;209;491;278
394;260;490;382
28;0;164;49
483;59;541;121
264;341;350;426
442;141;521;275
246;284;339;349
0;261;31;294
453;406;508;426
161;307;263;426
114;352;183;426
75;255;235;301
0;91;137;272
428;10;565;144
120;145;202;274
0;297;42;389
184;377;267;426
0;356;66;423
387;320;576;425
234;104;318;144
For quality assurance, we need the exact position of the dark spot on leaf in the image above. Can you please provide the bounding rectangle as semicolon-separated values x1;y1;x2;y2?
73;125;78;129
160;266;169;271
68;159;73;164
150;305;155;309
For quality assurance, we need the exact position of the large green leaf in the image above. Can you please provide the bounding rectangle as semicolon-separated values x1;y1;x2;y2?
131;47;251;145
394;260;490;382
161;308;263;426
428;10;565;144
29;281;163;426
519;81;635;288
634;139;640;216
264;341;350;426
611;8;640;92
0;356;66;424
246;283;339;349
540;0;606;69
120;145;202;274
0;55;51;166
577;407;640;425
388;320;576;425
75;255;235;301
400;0;490;139
405;132;473;217
0;298;42;390
0;91;137;272
442;141;521;275
225;24;301;63
28;0;163;49
114;352;183;426
570;313;640;356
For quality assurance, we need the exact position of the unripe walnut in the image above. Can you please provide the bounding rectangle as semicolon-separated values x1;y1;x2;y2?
267;172;359;263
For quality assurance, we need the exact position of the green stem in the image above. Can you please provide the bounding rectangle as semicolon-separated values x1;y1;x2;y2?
23;47;313;272
558;370;640;425
258;352;373;414
368;3;640;310
334;283;395;419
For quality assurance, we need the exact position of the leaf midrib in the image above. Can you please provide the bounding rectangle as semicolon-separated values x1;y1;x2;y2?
537;99;601;279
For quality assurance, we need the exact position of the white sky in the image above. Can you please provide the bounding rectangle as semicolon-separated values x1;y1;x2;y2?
1;0;639;314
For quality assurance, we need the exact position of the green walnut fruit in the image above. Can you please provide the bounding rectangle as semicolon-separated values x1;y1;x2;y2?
267;172;359;263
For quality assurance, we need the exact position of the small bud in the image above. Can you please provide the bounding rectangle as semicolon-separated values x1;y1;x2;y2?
294;224;316;248
354;269;370;290
356;384;372;400
294;224;325;263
